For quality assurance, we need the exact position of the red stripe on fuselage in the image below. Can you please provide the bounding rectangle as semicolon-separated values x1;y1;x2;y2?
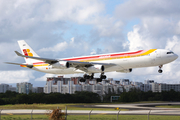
32;50;145;65
64;50;144;61
33;62;46;65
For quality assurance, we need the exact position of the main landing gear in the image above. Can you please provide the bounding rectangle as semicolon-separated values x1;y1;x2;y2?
96;73;107;82
79;73;107;83
158;65;163;73
79;74;94;82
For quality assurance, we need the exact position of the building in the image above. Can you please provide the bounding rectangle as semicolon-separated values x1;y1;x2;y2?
143;80;154;92
44;76;82;94
33;87;44;93
44;76;124;96
151;83;180;92
16;82;33;94
44;76;180;95
0;84;9;93
9;85;16;92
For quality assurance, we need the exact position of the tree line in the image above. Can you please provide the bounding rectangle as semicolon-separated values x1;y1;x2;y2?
0;91;101;105
1;89;180;105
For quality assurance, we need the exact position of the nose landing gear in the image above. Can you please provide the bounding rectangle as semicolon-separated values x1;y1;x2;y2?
158;65;163;73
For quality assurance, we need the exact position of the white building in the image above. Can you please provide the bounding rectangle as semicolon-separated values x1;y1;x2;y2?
0;84;9;93
151;83;180;92
16;82;33;94
44;76;82;94
44;77;124;96
143;80;154;92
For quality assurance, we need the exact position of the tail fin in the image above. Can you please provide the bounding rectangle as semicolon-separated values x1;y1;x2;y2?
18;40;42;64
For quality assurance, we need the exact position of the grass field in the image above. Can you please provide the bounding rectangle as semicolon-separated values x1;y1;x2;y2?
156;105;180;108
1;115;180;120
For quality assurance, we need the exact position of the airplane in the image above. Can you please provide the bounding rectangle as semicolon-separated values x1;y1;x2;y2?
5;40;178;82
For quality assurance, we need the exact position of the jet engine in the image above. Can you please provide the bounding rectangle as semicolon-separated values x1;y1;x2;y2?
87;65;105;72
117;68;132;73
51;61;69;69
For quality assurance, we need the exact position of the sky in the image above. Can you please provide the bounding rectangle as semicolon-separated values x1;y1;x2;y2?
1;0;180;87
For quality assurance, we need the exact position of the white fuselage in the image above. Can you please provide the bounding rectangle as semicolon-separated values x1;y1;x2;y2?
30;49;178;74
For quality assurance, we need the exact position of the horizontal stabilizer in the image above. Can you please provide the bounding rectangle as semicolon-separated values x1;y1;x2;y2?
5;62;33;68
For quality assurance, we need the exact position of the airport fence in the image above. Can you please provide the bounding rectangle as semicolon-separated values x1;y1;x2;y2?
1;108;180;120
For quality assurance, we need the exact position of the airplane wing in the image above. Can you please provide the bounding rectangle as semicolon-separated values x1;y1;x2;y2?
15;51;116;68
5;62;33;68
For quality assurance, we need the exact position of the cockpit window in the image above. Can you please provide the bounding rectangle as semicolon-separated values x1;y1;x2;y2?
167;52;174;54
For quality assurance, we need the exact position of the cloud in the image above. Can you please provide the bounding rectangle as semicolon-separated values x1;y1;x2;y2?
43;0;105;24
115;0;180;19
35;73;56;81
165;36;179;51
0;70;34;83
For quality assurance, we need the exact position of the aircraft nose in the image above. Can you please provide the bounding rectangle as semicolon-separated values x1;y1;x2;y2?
173;54;178;60
175;54;178;59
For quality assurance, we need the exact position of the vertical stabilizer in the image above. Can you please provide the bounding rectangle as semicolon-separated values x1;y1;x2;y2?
17;40;42;64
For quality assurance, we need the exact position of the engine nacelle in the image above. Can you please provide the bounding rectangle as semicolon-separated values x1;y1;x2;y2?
87;65;105;72
117;68;132;73
51;61;69;69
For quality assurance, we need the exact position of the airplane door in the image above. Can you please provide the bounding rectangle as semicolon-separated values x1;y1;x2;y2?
156;50;161;58
155;50;161;64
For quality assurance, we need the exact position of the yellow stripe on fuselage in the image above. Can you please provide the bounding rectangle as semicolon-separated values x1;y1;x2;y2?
33;64;49;67
80;49;157;62
139;49;156;56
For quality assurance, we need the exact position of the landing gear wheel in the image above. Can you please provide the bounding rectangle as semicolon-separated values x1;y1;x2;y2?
90;73;94;79
80;78;86;82
90;75;94;79
84;74;94;79
158;69;163;73
100;72;106;79
83;74;90;79
96;78;102;82
158;65;163;73
100;75;106;79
